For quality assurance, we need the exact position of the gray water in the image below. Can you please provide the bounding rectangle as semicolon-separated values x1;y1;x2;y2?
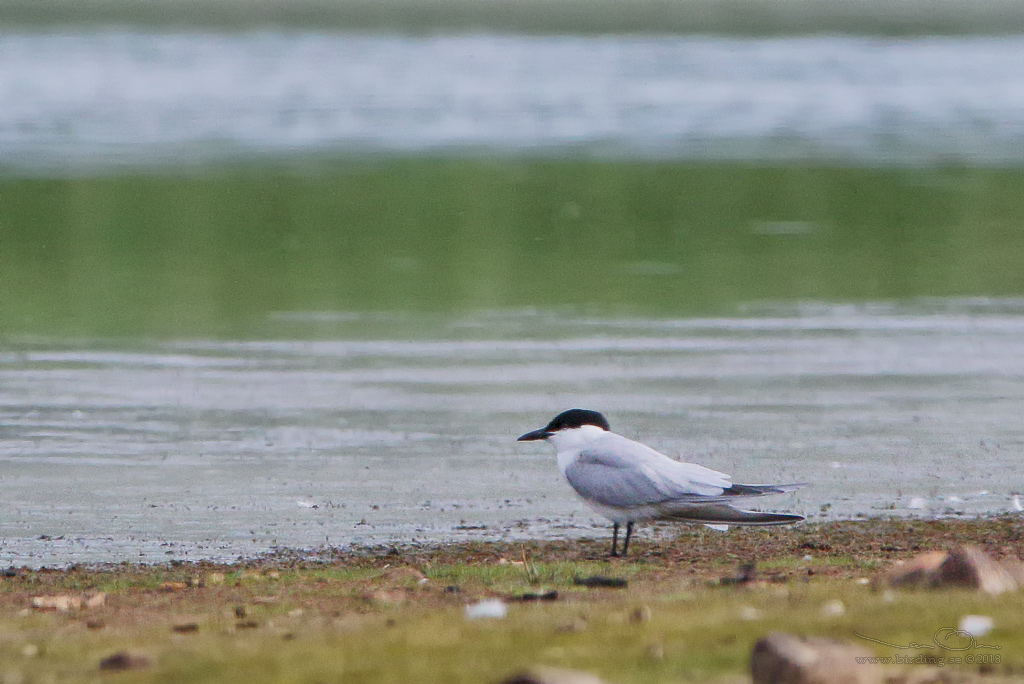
4;32;1024;169
3;300;1023;567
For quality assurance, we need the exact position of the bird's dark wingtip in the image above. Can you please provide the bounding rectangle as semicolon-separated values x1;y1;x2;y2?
724;482;808;497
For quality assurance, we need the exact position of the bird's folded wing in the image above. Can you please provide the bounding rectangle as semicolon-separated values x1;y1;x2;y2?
566;444;731;509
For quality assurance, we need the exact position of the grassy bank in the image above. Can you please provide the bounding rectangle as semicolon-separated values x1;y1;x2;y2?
2;518;1022;682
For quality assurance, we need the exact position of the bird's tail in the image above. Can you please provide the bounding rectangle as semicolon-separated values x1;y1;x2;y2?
660;503;804;526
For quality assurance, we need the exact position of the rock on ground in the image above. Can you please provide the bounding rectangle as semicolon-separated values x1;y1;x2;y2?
751;632;881;684
883;545;1020;595
501;666;607;684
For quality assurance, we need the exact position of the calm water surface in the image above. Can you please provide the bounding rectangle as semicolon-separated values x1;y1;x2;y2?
3;301;1023;567
3;33;1024;168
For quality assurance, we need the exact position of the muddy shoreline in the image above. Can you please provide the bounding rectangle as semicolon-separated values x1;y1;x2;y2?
3;517;1022;683
12;516;1023;576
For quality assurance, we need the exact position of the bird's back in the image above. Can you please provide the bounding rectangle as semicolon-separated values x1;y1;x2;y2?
561;432;735;509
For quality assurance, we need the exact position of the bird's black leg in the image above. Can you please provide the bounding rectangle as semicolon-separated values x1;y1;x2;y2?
610;523;620;557
621;522;634;556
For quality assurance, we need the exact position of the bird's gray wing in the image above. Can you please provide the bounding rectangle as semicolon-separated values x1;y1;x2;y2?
564;439;729;509
564;435;803;510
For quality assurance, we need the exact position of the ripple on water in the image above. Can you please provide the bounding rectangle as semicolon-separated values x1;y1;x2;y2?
1;301;1023;566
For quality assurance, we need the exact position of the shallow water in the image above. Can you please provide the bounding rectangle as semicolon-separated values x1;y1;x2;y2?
3;9;1024;568
3;300;1023;567
4;32;1024;169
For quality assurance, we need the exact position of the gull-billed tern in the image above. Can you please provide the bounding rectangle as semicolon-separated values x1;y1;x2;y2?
518;409;805;556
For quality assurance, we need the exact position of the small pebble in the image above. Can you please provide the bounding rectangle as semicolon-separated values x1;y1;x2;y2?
630;605;651;623
30;595;81;611
554;618;587;633
821;599;846;617
159;582;188;592
573;575;627;589
645;643;665;661
514;590;559;602
99;652;152;671
959;615;994;637
501;665;605;684
738;606;762;621
465;599;507;620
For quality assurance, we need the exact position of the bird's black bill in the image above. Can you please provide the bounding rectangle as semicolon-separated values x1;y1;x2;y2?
517;428;551;442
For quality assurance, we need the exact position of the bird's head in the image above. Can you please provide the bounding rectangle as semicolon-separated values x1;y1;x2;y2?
517;409;611;450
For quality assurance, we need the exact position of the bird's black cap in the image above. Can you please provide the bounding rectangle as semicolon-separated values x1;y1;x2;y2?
517;409;611;441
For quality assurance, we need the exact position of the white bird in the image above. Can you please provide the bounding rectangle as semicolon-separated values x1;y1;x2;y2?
518;409;805;556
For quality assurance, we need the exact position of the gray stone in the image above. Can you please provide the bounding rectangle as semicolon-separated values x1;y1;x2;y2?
936;546;1018;595
883;545;1019;595
751;632;882;684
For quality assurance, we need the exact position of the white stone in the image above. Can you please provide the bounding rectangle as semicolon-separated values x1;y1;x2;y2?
465;599;507;620
959;615;994;638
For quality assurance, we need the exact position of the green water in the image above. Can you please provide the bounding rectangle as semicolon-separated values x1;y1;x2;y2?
5;158;1024;564
5;0;1024;35
3;160;1024;340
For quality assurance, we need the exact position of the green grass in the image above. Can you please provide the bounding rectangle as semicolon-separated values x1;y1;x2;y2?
3;575;1021;683
4;520;1024;682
